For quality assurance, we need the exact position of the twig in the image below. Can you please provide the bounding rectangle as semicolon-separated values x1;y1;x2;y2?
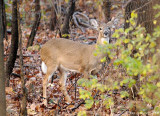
40;96;61;108
11;73;20;78
71;100;85;111
14;64;41;68
4;54;40;57
75;76;77;100
118;109;128;116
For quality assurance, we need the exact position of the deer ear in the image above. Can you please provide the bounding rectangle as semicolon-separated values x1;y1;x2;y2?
90;19;99;30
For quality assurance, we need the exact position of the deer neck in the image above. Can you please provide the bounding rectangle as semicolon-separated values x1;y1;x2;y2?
94;33;109;59
97;33;109;45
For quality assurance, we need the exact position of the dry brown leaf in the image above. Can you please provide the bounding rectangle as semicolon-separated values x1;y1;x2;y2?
27;109;37;115
6;87;13;94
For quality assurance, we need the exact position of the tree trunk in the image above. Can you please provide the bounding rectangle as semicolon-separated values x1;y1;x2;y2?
50;1;57;31
2;0;7;40
17;2;28;116
60;0;75;38
102;0;111;22
6;0;19;86
0;0;6;115
27;0;41;47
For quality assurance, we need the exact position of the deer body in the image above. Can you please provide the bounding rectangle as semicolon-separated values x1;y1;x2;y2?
41;19;112;106
41;38;104;74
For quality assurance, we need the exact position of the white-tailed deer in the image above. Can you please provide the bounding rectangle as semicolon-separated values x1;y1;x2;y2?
41;19;113;106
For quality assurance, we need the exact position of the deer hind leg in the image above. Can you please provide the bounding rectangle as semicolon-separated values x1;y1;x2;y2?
43;64;57;106
59;69;72;103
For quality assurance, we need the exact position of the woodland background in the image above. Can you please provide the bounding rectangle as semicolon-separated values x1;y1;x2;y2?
0;0;160;115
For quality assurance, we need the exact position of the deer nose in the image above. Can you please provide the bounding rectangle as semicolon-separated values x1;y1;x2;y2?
104;31;109;36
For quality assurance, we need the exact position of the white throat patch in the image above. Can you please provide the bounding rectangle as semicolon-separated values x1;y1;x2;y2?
101;37;109;44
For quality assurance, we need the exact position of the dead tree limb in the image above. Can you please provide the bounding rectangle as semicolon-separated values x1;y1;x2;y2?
27;0;41;47
72;12;90;32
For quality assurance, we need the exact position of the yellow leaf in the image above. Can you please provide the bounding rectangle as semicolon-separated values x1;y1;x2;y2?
128;44;133;50
157;82;160;87
27;109;37;115
149;42;156;48
101;57;106;62
142;70;147;76
153;20;157;25
124;39;130;43
131;11;138;18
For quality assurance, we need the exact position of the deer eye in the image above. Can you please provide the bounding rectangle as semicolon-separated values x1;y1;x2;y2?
99;27;102;30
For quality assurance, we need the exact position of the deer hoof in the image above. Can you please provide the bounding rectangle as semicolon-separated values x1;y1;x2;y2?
43;99;47;106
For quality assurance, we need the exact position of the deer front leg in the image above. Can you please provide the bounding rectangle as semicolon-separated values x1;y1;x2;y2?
83;70;90;79
59;71;72;104
91;64;103;75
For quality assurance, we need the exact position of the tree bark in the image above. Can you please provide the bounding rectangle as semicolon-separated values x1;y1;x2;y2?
0;0;6;115
2;0;7;40
60;0;76;38
50;1;57;31
27;0;41;47
102;0;111;22
124;0;148;30
17;2;28;116
6;0;19;86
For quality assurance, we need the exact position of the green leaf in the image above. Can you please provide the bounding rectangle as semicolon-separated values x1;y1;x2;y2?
101;57;106;62
103;97;114;109
153;4;160;9
120;78;129;86
128;79;136;88
124;39;130;43
77;78;86;86
128;44;133;50
85;99;94;109
78;111;87;116
120;91;129;98
113;81;119;89
154;106;160;115
149;41;156;48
